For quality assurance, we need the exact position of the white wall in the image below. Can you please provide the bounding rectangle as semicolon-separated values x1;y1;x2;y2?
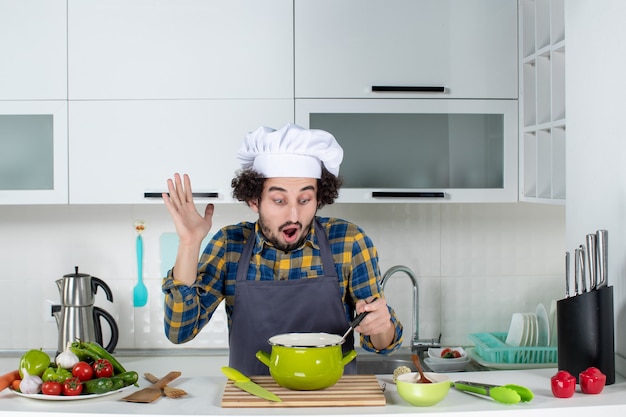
566;1;626;375
0;201;564;352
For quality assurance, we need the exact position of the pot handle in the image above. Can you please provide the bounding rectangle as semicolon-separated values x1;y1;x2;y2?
342;350;357;366
255;350;271;367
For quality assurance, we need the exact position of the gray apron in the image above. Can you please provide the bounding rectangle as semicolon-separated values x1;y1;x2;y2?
228;219;356;376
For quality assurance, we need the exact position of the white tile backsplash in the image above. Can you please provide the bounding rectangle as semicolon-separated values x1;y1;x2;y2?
0;202;564;351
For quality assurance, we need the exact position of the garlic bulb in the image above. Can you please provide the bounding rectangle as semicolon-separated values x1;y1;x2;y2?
55;342;80;369
19;368;42;394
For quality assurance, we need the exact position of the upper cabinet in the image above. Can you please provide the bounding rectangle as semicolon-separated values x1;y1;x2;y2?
0;101;69;204
68;0;293;100
69;99;293;204
519;0;566;204
0;0;67;100
294;0;518;99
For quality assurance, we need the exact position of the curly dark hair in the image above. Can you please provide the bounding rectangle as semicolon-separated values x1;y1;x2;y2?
231;167;343;208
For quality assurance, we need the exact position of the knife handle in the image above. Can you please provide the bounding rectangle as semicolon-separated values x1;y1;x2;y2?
585;234;597;290
596;229;608;288
578;245;587;293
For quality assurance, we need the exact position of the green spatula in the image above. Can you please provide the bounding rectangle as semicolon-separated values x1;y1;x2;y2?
453;381;534;405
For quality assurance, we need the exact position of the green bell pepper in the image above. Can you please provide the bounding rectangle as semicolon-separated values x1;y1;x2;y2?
41;366;73;383
19;349;52;378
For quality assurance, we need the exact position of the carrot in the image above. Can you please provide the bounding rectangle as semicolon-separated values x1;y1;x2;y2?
10;379;21;391
0;370;21;392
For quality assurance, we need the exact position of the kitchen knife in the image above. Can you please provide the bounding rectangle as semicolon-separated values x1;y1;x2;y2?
221;366;282;402
578;245;587;293
585;234;597;290
574;247;581;295
596;229;608;288
565;251;570;297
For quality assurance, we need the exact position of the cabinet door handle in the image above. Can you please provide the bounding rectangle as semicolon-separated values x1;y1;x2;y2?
371;86;445;93
372;191;445;198
144;192;220;199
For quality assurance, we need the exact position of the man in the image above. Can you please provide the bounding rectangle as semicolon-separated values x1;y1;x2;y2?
162;123;403;375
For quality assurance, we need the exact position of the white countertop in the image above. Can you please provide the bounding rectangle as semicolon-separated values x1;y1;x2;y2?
0;351;624;417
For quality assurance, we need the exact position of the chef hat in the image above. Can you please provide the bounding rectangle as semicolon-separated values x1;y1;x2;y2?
236;123;343;178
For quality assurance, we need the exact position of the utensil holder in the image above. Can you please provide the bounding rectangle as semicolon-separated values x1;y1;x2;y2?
556;286;615;384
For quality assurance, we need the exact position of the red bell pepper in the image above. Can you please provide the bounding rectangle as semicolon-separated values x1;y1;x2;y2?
579;367;606;394
551;370;576;398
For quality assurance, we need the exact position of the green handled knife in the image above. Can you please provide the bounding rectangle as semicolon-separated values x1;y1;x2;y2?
221;366;282;402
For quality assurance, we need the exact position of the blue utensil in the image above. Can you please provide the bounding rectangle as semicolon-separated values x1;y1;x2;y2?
133;221;148;307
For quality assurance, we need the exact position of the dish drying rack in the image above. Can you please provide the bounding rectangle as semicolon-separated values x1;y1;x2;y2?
469;332;558;364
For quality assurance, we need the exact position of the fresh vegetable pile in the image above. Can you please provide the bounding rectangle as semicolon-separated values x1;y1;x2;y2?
3;341;138;397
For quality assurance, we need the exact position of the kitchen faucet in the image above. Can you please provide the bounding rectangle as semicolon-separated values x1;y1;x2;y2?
380;265;441;354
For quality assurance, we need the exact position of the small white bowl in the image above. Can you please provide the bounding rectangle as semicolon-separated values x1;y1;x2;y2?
427;347;467;363
424;356;470;372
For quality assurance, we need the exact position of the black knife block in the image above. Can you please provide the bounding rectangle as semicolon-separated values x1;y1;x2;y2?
557;286;615;385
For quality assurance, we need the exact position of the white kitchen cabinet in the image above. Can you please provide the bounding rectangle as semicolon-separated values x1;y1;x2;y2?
0;0;67;100
519;0;566;204
68;0;293;100
294;0;517;99
69;100;293;204
296;99;518;203
0;101;68;204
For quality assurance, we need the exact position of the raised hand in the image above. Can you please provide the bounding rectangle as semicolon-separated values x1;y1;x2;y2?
162;173;214;247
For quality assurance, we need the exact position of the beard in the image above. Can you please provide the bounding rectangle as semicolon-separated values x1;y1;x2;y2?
257;212;314;252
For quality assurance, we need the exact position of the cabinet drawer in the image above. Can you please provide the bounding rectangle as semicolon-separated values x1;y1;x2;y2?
295;0;517;99
69;99;294;204
68;0;293;100
296;99;518;203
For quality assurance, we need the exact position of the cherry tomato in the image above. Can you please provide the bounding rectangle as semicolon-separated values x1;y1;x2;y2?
63;377;83;396
72;361;94;382
41;381;62;396
93;359;114;378
440;348;452;358
551;370;576;398
579;367;606;394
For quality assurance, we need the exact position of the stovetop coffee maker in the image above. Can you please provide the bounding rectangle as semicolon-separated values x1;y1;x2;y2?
52;266;119;354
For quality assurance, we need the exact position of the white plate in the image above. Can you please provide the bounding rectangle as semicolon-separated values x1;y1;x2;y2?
10;386;128;401
536;303;550;347
505;313;525;347
527;313;539;346
424;356;470;372
549;299;558;346
427;347;467;362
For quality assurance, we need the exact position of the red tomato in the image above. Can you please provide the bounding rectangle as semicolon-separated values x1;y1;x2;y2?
579;367;606;394
551;370;576;398
93;359;114;378
72;361;94;382
41;381;62;396
440;348;452;358
63;377;83;396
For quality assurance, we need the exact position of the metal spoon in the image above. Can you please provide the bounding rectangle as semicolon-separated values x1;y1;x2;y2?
340;311;369;344
411;353;433;384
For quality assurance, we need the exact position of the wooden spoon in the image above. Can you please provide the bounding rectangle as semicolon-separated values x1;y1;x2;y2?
411;354;433;384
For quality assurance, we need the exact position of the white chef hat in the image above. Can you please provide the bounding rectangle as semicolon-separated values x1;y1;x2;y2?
236;123;343;178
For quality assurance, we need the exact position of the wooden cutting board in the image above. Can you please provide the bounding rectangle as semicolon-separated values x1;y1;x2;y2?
221;374;386;408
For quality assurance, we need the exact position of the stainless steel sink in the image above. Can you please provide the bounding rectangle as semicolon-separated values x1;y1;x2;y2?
355;352;420;375
355;350;490;375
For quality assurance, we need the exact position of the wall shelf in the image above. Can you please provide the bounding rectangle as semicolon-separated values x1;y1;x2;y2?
519;0;566;204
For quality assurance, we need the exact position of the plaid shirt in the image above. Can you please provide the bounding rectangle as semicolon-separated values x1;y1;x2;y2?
162;216;403;353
